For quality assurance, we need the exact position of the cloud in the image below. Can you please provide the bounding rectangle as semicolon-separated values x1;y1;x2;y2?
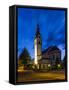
58;44;65;60
18;8;65;60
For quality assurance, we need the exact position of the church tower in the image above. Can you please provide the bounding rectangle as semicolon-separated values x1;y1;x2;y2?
34;24;42;65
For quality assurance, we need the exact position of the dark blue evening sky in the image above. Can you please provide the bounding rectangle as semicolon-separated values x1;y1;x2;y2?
18;8;65;60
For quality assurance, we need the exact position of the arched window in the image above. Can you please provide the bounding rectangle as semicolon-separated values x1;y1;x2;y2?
38;41;41;44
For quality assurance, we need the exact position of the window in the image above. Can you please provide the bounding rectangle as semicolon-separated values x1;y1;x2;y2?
38;41;41;44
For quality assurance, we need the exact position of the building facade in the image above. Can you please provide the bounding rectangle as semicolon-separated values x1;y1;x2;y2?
34;24;42;65
34;24;61;70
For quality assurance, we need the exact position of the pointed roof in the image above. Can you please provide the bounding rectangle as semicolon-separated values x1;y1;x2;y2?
35;24;40;37
42;46;60;54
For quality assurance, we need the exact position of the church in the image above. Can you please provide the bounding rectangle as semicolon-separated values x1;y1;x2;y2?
18;24;62;71
34;24;61;70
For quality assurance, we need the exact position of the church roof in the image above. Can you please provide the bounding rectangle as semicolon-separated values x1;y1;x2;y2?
35;24;40;37
42;46;60;54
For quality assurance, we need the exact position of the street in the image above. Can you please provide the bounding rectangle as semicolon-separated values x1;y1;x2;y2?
17;70;65;82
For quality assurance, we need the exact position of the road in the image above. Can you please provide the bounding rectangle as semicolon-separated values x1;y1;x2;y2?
17;70;65;82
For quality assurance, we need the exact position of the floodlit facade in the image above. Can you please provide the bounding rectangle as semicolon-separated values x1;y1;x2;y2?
34;24;61;70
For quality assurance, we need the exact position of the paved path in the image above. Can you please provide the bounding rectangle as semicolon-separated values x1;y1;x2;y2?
17;70;65;82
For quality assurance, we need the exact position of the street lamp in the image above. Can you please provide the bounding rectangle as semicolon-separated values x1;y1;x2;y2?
48;64;51;67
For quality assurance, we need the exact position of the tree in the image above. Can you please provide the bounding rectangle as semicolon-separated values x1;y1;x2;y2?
19;48;31;65
63;55;66;69
55;57;61;70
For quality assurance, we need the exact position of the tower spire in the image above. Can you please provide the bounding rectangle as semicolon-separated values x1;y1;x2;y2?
35;24;40;38
34;24;42;65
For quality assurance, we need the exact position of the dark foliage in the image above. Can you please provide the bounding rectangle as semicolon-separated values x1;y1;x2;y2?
63;55;66;68
19;48;31;65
